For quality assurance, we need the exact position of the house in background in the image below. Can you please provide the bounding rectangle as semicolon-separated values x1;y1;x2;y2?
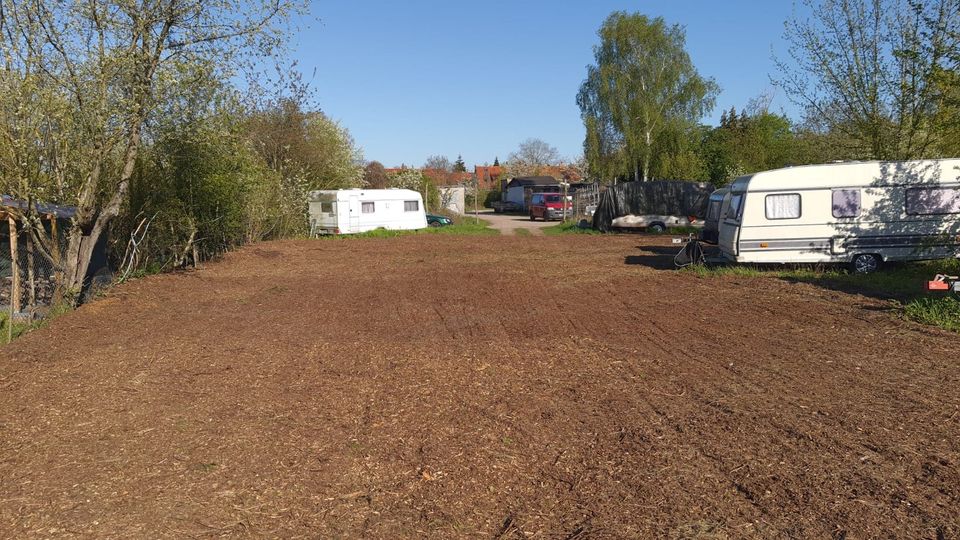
502;176;560;210
474;165;503;190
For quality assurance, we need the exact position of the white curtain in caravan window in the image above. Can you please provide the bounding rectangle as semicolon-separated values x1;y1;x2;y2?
765;194;801;219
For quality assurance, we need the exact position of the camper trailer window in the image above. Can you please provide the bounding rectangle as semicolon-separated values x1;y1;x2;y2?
707;200;722;221
362;202;375;214
765;193;801;220
832;189;860;218
320;202;334;214
905;188;960;215
404;200;419;212
726;194;743;220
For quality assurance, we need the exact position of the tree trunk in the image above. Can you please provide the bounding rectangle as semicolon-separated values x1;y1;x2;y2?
8;216;20;314
62;124;143;303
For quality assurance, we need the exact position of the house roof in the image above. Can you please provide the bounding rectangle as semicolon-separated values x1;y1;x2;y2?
505;176;558;189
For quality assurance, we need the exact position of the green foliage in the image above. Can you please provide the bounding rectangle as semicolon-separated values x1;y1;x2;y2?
542;222;601;235
904;298;960;332
322;219;498;239
453;155;467;172
483;190;501;208
117;108;305;272
578;11;719;182
702;108;800;184
245;99;364;191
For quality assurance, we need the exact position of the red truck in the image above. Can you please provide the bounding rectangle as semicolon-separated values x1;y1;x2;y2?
528;192;570;221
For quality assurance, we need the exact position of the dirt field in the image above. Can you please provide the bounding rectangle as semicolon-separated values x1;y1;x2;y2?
1;234;959;538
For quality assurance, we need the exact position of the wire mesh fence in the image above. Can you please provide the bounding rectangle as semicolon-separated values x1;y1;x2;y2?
572;182;602;220
1;223;66;316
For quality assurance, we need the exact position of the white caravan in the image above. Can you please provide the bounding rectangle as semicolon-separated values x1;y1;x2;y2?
308;189;427;235
718;159;960;273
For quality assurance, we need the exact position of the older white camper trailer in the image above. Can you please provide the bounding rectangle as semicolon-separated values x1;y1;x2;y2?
718;159;960;273
308;189;427;235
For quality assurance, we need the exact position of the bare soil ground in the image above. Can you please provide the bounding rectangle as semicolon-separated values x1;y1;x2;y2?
477;211;555;235
1;235;958;538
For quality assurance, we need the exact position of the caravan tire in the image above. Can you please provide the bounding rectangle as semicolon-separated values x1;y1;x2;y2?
648;223;666;234
850;253;882;274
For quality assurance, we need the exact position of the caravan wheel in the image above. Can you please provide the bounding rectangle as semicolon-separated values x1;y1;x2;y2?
850;253;882;274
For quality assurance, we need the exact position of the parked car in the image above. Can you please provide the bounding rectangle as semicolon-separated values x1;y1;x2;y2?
529;193;571;221
426;213;453;227
491;200;521;213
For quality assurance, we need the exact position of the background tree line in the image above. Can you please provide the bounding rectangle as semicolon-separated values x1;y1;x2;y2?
579;1;960;185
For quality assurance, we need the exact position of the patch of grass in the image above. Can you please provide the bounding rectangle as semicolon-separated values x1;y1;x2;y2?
321;218;498;239
904;297;960;331
0;302;73;344
684;258;960;332
542;221;601;236
513;228;532;237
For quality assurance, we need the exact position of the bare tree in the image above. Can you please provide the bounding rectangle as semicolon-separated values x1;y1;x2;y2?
423;155;453;172
506;138;561;176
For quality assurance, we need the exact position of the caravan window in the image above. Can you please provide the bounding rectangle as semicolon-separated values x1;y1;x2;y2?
905;187;960;215
361;202;375;214
832;189;860;218
320;201;334;214
403;200;419;212
726;194;743;220
707;200;722;221
765;193;801;220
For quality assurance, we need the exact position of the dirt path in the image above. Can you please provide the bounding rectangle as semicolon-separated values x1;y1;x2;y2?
476;211;555;235
1;235;958;538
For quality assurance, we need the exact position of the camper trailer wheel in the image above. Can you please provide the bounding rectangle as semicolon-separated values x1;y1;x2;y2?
648;223;666;234
851;253;882;274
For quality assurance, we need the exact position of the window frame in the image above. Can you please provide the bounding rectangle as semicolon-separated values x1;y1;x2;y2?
905;187;960;216
403;200;419;212
361;201;375;214
726;194;744;221
764;193;802;220
831;189;861;219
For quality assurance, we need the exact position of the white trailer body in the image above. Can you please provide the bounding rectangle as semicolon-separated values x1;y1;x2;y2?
717;159;960;270
308;189;427;235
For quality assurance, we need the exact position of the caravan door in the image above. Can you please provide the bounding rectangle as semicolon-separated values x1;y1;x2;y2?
348;194;360;231
718;192;744;259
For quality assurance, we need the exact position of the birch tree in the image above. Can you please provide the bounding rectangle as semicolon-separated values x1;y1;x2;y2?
0;0;302;302
577;12;718;182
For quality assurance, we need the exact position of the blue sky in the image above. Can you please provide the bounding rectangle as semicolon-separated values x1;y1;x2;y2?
292;1;800;168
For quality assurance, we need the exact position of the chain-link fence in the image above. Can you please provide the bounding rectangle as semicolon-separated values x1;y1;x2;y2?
572;182;602;220
1;221;66;316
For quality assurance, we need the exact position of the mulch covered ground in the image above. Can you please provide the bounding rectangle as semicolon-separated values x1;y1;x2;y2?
0;234;958;538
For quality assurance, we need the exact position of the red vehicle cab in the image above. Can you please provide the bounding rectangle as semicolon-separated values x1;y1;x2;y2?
529;192;570;221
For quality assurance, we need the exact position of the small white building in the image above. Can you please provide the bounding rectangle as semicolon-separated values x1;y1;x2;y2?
308;189;427;235
437;186;466;214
